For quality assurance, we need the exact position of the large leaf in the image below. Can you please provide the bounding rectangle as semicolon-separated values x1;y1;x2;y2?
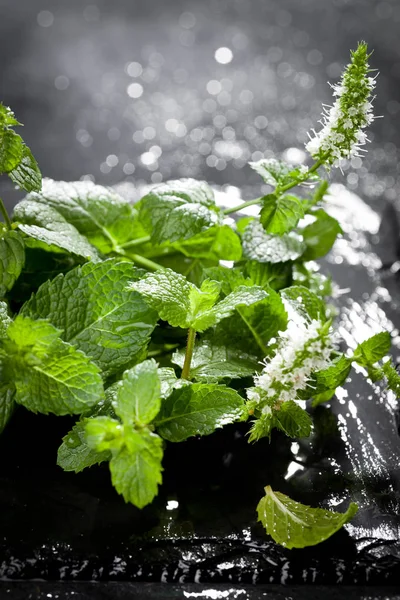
274;401;312;438
353;332;391;367
21;259;157;378
172;341;258;383
244;260;292;292
260;194;304;235
0;228;25;297
8;146;42;193
110;429;163;509
281;285;327;322
242;220;305;264
14;200;99;260
57;420;111;473
155;383;244;442
257;486;358;549
22;179;140;254
175;224;242;261
0;316;104;415
114;360;161;425
138;178;220;244
302;209;342;260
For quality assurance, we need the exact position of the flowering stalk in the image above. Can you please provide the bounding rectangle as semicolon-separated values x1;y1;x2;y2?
306;42;376;167
246;317;336;442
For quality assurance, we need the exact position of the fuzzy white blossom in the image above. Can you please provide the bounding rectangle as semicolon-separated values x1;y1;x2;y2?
305;42;376;167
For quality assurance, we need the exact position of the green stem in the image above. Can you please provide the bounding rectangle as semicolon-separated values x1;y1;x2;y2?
0;197;12;230
119;235;151;249
181;327;196;380
222;159;324;216
130;253;164;271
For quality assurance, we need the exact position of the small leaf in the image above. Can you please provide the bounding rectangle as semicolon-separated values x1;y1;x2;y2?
244;261;292;292
138;178;220;244
110;428;163;509
242;220;305;264
0;228;25;297
1;315;104;415
21;259;157;378
8;146;42;193
172;341;258;383
302;209;342;260
114;360;161;425
155;383;244;442
0;129;24;172
281;285;327;322
307;355;352;404
157;367;180;399
0;104;21;127
382;360;400;396
249;159;297;188
260;194;304;235
353;332;391;367
0;301;12;339
274;401;312;438
257;486;358;549
85;416;125;452
57;420;111;473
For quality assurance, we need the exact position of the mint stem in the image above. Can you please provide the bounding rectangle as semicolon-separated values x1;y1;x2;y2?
222;159;324;216
130;253;164;271
119;235;151;249
181;327;196;380
0;196;12;230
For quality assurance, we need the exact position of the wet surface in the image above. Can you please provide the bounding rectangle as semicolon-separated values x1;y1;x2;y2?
1;0;400;590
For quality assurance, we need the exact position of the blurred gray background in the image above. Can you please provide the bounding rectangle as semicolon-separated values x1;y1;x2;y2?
0;0;399;209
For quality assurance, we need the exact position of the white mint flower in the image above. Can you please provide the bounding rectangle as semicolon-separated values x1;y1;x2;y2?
305;42;376;167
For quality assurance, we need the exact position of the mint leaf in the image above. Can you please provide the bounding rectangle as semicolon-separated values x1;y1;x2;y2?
260;194;304;235
244;261;292;292
8;146;42;193
249;159;298;188
109;428;163;509
281;285;327;322
57;420;111;472
14;200;99;261
353;332;391;367
257;486;358;549
302;209;342;260
0;129;23;172
382;360;400;396
22;179;141;254
0;301;11;339
138;179;220;244
0;105;21;127
21;259;157;377
175;224;242;261
158;367;180;399
307;355;352;405
242;220;305;263
85;415;125;451
114;360;161;425
0;383;15;434
203;266;248;296
1;315;104;415
172;341;258;383
0;228;25;297
274;400;312;438
155;383;244;442
130;268;266;332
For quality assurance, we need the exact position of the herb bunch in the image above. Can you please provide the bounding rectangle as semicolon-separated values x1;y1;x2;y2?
0;43;397;549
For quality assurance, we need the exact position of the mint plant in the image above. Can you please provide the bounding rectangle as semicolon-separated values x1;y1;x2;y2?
0;43;398;549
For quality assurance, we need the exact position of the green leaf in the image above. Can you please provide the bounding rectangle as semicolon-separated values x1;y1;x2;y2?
307;355;352;404
138;178;220;244
155;383;244;442
22;179;140;254
175;224;242;261
382;360;400;396
249;159;298;188
1;315;104;415
0;301;11;339
260;194;304;235
114;360;161;425
8;146;42;193
244;261;292;292
14;200;100;261
274;401;312;438
158;367;180;399
302;209;342;260
0;129;24;172
21;259;157;378
85;415;125;452
130;268;266;332
257;486;358;549
0;228;25;297
242;220;305;264
203;266;248;296
213;289;288;358
57;420;111;473
281;285;327;322
172;341;258;383
353;332;391;367
110;428;163;509
0;104;21;127
0;382;15;434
